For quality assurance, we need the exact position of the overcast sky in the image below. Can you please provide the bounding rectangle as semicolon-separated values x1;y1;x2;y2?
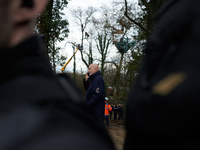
57;0;113;73
57;0;134;73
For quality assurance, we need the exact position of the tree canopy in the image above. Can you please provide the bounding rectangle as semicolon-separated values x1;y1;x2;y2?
36;0;69;72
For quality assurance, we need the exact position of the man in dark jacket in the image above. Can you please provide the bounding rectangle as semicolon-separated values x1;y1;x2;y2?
83;64;105;121
124;0;200;150
117;104;123;120
0;1;115;150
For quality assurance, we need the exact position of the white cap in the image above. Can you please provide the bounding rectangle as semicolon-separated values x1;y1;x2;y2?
105;97;108;101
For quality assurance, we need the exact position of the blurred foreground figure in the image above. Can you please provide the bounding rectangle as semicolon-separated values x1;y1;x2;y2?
124;0;200;150
0;0;115;150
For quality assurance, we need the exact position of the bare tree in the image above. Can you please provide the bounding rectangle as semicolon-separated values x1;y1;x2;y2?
96;30;112;77
71;6;97;68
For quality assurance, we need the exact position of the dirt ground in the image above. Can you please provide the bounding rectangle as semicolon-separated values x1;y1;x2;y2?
106;119;126;150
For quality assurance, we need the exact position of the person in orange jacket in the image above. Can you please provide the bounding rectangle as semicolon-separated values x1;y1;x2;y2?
104;97;112;127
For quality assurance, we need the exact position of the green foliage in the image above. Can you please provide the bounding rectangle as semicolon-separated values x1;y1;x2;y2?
36;0;69;72
126;52;142;87
123;0;168;54
102;0;168;100
137;0;168;39
123;0;168;85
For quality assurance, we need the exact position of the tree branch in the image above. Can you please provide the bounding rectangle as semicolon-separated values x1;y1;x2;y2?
124;0;147;32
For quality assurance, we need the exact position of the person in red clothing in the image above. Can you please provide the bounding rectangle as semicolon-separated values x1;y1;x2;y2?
104;97;112;127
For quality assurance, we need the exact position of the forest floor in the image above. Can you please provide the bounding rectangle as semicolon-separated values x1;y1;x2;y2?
106;119;126;150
